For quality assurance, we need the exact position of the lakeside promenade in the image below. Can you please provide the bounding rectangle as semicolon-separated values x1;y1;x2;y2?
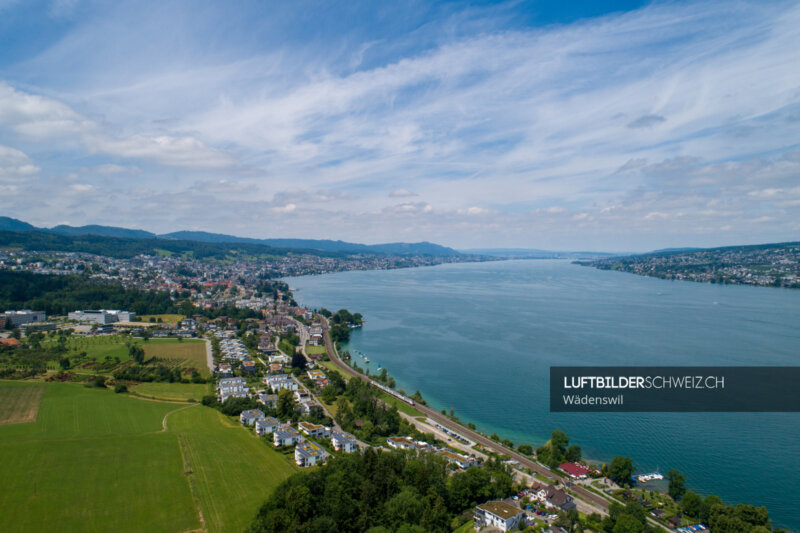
319;315;628;519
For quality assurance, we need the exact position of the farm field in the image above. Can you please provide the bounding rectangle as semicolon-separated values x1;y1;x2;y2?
137;314;185;325
39;336;209;376
142;339;209;376
168;405;298;533
0;382;45;425
0;381;296;533
133;381;212;401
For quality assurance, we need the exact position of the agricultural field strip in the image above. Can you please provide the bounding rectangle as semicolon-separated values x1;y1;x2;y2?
0;384;45;425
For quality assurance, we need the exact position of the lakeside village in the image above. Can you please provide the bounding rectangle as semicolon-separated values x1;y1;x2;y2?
2;311;776;532
0;255;779;532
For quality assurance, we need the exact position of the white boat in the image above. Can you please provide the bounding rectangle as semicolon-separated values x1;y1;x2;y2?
637;471;664;483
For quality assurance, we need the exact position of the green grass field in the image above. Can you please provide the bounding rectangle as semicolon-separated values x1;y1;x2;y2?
137;314;186;325
318;360;351;380
133;382;212;401
0;381;297;533
0;382;45;425
42;336;210;377
142;339;209;376
168;406;298;533
305;344;327;355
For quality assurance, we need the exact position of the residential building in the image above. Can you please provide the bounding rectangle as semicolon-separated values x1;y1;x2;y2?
295;440;329;467
331;431;358;453
255;416;280;436
544;486;576;511
387;437;416;450
240;409;265;426
217;377;249;402
298;421;331;439
265;374;298;393
257;393;278;409
273;425;302;447
473;501;525;532
439;450;480;469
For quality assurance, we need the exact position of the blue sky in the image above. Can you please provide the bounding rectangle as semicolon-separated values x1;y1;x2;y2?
0;0;798;251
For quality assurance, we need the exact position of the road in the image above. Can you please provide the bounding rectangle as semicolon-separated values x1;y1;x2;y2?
319;316;613;515
204;338;214;374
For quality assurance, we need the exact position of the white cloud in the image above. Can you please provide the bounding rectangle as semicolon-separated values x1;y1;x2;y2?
389;188;418;198
0;144;39;182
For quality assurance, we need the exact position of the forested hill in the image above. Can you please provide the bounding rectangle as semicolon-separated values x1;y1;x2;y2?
0;270;175;316
0;229;345;260
577;241;800;288
0;217;460;256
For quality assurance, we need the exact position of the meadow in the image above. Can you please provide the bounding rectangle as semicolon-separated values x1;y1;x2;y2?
137;314;186;325
0;382;45;425
41;336;209;376
305;344;327;355
0;381;297;533
132;381;212;401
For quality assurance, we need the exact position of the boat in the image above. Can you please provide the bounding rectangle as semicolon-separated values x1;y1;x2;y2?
365;358;370;363
636;470;664;483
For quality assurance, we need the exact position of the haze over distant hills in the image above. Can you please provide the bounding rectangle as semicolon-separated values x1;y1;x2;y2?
460;248;619;260
0;217;460;256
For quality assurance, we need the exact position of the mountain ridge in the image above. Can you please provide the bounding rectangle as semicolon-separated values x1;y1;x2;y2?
0;217;459;256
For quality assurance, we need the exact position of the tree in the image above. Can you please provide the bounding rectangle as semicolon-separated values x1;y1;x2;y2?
277;389;298;419
517;444;533;456
59;357;71;370
565;444;582;462
667;469;686;501
128;344;145;364
550;429;569;455
681;491;703;517
607;456;635;487
291;351;307;370
612;513;645;533
320;385;338;404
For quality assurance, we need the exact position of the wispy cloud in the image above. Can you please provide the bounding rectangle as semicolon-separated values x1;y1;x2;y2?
0;0;798;250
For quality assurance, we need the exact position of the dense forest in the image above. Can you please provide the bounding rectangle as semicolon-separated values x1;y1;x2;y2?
246;448;514;533
0;270;175;316
0;229;344;260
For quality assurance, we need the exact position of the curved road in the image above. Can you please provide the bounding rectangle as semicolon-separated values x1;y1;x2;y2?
319;317;613;515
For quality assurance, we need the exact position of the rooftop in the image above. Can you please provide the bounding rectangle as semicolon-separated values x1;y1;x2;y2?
477;500;521;520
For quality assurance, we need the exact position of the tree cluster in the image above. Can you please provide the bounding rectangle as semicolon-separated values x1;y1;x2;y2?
535;429;582;468
247;448;514;533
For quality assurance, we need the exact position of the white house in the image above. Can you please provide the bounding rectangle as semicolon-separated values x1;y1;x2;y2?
439;450;480;469
387;437;417;450
298;421;331;439
257;393;278;409
331;431;358;453
240;409;265;426
255;416;280;436
473;501;525;532
273;425;302;447
295;440;329;467
265;374;298;393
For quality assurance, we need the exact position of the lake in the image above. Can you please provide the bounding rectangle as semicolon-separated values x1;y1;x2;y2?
289;259;800;528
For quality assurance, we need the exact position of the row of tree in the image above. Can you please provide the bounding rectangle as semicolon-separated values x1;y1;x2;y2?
247;448;515;533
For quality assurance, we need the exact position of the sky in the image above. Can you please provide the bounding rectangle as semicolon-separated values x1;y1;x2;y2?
0;0;798;252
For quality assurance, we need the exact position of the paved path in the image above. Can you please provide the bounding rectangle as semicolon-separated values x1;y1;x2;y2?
204;338;214;374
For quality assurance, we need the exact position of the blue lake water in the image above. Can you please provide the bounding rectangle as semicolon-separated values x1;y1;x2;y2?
288;260;800;528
